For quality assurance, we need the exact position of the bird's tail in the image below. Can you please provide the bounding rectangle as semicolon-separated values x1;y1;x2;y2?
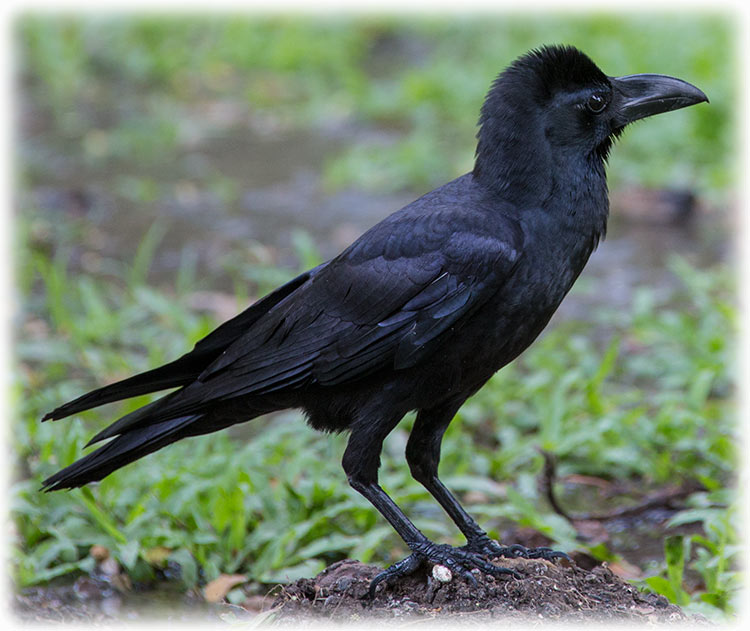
41;413;202;491
41;355;201;422
40;266;325;490
41;392;277;492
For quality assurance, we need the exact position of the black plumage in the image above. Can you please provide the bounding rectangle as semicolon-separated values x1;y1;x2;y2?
42;45;707;593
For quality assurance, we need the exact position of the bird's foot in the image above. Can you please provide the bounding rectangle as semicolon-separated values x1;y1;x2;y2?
367;540;521;599
465;535;571;563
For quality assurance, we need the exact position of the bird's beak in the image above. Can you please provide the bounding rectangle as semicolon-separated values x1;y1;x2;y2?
611;73;708;125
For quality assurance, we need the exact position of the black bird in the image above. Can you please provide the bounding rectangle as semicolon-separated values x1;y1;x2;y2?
42;46;707;594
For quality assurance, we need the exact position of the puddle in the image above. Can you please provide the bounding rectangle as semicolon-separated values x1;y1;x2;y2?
21;98;415;290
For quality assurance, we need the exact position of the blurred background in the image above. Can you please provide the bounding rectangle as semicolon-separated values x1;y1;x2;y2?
12;12;739;622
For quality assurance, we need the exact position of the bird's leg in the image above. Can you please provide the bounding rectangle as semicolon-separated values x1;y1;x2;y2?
405;405;488;542
342;420;519;599
406;407;570;564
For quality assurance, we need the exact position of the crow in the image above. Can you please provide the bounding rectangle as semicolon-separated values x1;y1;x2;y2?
42;45;707;594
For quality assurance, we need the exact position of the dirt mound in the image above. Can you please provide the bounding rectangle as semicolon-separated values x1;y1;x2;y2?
270;557;698;625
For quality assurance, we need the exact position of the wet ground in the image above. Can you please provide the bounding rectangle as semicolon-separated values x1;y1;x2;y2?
13;555;704;625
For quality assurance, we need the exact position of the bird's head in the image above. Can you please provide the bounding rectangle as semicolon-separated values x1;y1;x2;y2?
474;45;708;200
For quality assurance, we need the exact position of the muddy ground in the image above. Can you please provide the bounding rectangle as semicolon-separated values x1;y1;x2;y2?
268;557;701;626
13;555;706;626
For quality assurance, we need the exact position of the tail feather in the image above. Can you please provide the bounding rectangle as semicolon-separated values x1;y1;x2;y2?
43;397;275;491
84;392;179;447
41;357;197;422
41;414;201;491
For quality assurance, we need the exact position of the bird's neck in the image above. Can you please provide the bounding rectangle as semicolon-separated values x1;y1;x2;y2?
546;150;610;256
472;115;552;209
473;143;609;258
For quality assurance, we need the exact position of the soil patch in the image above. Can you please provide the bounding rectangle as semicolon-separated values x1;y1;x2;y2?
12;556;709;625
270;557;702;625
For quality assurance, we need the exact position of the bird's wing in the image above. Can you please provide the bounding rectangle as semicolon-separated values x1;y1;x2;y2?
146;208;524;421
314;229;520;382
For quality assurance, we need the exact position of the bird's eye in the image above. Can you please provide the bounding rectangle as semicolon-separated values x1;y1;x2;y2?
587;93;607;113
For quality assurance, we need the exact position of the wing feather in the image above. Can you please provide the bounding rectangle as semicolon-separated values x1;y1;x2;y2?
127;207;524;422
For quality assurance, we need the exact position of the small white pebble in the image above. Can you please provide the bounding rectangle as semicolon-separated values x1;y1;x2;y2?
432;564;453;583
99;557;120;578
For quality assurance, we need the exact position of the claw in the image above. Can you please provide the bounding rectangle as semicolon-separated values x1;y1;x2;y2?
461;568;479;587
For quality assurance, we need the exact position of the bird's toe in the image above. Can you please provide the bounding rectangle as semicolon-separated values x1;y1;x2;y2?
467;537;571;563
